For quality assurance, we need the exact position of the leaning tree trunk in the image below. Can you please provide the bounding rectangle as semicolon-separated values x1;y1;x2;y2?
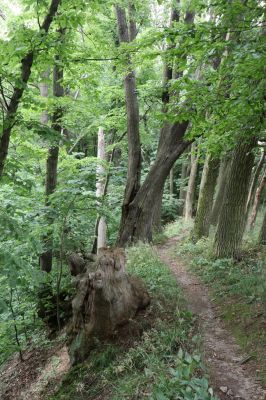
40;61;64;273
259;210;266;245
214;140;256;259
67;247;150;365
115;5;142;241
211;156;231;226
184;143;199;220
117;121;190;246
247;167;266;230
0;0;61;179
193;155;219;241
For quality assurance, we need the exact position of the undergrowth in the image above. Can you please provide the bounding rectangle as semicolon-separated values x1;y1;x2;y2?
174;226;266;385
49;245;216;400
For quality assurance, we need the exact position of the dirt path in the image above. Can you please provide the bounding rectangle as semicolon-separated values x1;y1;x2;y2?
157;236;266;400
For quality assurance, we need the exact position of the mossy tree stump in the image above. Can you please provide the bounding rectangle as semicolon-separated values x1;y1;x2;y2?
67;248;150;365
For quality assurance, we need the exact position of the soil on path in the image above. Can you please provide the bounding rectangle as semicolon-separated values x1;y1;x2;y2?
157;236;266;400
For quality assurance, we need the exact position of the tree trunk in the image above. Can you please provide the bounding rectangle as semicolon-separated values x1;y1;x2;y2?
67;248;150;365
214;140;256;259
0;0;61;179
96;127;107;250
193;155;219;240
117;121;190;246
247;168;266;229
246;148;265;211
259;210;266;245
179;150;190;215
40;61;64;273
211;157;231;226
115;5;142;241
184;143;199;220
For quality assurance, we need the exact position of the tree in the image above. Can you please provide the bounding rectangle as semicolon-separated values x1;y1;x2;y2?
247;167;266;230
40;57;64;273
0;0;61;178
259;210;266;245
211;157;231;226
193;154;219;240
184;143;199;221
214;140;256;259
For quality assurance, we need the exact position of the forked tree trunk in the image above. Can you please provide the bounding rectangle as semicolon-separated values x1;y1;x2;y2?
214;140;256;259
184;143;199;220
0;0;61;179
115;5;142;241
40;61;64;272
259;210;266;244
247;168;266;229
193;155;219;240
211;156;231;226
67;248;150;365
117;121;190;246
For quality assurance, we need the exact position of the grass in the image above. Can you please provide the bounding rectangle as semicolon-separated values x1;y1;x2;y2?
48;244;216;400
173;223;266;386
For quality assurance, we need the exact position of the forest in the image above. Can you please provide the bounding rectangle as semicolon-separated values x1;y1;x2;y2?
0;0;265;399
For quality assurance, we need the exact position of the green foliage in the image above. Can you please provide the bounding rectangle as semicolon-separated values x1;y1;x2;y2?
49;245;216;400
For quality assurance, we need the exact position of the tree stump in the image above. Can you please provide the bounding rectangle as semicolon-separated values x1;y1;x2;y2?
67;248;150;365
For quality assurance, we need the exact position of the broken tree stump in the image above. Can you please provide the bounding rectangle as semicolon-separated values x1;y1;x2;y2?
67;247;150;365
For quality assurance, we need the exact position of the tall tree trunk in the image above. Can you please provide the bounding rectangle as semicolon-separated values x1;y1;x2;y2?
0;0;61;179
247;168;266;229
40;61;64;273
246;148;265;212
96;127;107;250
214;140;256;259
115;5;142;241
184;143;199;220
117;121;190;246
259;210;266;245
193;155;219;240
179;150;190;215
211;157;231;226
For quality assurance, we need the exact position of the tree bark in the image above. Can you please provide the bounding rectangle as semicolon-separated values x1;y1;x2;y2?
211;156;231;226
115;5;142;241
246;148;265;212
214;140;256;259
67;248;150;365
247;167;266;229
179;150;190;215
0;0;61;178
259;210;266;245
193;155;219;240
40;60;64;273
117;121;190;246
96;127;107;250
184;143;199;220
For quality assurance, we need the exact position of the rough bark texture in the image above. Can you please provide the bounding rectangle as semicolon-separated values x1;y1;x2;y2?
247;168;266;229
193;155;219;240
117;121;190;246
0;0;61;178
67;248;150;365
211;157;231;226
184;143;199;220
246;148;265;212
115;6;142;241
214;140;256;259
40;61;63;273
96;127;107;250
259;210;266;244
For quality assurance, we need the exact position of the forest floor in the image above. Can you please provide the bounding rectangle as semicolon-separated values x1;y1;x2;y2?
1;233;266;400
157;235;266;400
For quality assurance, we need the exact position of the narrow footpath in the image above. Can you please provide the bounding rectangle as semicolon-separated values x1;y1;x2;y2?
157;236;266;400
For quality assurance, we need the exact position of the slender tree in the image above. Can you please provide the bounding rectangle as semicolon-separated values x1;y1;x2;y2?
184;143;199;221
0;0;61;178
193;155;219;240
40;58;64;273
246;148;265;212
247;167;266;229
259;210;266;244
